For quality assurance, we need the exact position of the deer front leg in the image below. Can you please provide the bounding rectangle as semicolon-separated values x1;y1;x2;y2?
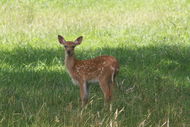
79;82;89;107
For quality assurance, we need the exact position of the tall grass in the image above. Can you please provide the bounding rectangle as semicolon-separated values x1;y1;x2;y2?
0;0;190;126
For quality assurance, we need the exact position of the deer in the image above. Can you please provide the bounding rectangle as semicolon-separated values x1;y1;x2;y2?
58;35;119;106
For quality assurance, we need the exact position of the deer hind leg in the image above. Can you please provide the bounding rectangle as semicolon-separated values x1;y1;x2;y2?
79;82;89;107
99;77;112;103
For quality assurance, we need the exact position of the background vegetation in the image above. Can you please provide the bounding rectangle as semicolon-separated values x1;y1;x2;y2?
0;0;190;126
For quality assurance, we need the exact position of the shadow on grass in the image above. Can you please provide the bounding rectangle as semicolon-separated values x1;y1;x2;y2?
1;44;190;78
0;44;190;126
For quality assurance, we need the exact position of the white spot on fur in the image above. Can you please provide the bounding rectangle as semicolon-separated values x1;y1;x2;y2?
110;66;115;71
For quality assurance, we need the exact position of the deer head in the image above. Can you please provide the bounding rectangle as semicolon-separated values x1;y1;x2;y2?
58;35;83;56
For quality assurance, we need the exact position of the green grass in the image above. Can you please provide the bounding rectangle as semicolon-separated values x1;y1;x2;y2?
0;0;190;126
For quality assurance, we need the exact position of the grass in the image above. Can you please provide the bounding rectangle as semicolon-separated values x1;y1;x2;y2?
0;0;190;126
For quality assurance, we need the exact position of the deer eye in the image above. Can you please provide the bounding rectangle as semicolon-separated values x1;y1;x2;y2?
64;46;68;48
72;46;75;48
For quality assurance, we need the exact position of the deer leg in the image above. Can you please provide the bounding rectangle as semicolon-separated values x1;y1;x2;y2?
79;82;89;107
99;79;112;103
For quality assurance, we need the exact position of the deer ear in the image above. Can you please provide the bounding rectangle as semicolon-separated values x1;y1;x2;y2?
74;36;83;45
58;35;66;44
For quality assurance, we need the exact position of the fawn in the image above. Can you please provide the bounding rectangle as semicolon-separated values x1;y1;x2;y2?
58;35;119;106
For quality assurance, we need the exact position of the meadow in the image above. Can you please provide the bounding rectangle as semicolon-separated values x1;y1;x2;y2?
0;0;190;126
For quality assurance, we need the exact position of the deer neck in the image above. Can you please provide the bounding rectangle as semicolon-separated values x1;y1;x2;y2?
65;52;76;73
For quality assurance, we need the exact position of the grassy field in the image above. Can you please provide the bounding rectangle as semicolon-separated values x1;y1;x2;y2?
0;0;190;126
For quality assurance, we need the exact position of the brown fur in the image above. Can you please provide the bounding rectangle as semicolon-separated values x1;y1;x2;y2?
58;35;119;106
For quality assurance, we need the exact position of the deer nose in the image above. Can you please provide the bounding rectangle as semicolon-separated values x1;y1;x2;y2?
67;50;71;55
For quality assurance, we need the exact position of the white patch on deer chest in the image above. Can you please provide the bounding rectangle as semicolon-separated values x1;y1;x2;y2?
66;69;79;86
71;78;79;86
